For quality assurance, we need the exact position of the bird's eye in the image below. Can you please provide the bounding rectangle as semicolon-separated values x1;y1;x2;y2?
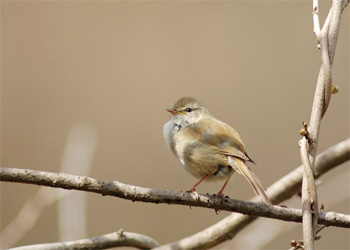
186;108;192;112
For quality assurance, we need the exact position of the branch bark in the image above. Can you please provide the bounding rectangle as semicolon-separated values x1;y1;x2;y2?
1;138;350;249
156;138;350;249
9;230;159;250
300;1;347;249
2;161;349;227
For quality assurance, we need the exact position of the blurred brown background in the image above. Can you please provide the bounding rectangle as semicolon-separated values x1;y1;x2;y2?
1;1;349;249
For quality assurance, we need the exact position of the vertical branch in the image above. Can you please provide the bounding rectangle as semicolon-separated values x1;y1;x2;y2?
328;0;349;65
300;0;347;249
300;136;318;250
312;0;321;34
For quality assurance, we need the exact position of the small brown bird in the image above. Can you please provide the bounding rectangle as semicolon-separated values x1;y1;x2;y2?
163;97;271;204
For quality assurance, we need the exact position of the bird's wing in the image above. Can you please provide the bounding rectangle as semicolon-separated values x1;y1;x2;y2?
182;118;271;204
187;118;251;162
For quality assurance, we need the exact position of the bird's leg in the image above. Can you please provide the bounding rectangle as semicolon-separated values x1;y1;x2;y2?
188;174;210;200
217;171;234;197
189;174;210;192
214;171;234;214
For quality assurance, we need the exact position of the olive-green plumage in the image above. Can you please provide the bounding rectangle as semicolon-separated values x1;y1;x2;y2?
164;97;271;204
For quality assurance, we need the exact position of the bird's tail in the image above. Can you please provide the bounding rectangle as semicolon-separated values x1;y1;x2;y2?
230;157;272;205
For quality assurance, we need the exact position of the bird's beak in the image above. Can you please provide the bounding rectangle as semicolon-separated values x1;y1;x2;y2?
166;109;180;115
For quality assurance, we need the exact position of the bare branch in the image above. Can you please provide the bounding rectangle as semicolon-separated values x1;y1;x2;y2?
1;139;350;250
0;163;349;229
312;0;321;34
1;139;348;208
0;188;69;249
300;1;347;249
10;230;159;250
230;169;350;249
155;138;350;249
300;137;319;250
328;0;349;65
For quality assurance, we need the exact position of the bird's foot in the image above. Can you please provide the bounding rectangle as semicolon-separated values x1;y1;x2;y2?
187;188;200;201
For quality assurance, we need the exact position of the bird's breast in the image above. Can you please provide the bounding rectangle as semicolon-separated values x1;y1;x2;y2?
172;130;191;165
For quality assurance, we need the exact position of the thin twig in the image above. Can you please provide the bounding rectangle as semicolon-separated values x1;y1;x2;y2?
289;223;330;250
312;0;321;35
9;230;159;250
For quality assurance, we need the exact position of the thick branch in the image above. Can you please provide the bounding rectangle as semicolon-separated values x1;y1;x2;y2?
1;139;349;231
1;161;349;228
10;230;159;250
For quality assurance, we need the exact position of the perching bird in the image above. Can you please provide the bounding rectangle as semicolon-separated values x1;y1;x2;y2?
163;97;271;204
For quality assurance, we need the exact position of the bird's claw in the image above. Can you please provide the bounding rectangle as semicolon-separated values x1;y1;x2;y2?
187;189;200;201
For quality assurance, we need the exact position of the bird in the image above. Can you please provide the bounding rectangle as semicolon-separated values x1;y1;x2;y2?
163;97;272;204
